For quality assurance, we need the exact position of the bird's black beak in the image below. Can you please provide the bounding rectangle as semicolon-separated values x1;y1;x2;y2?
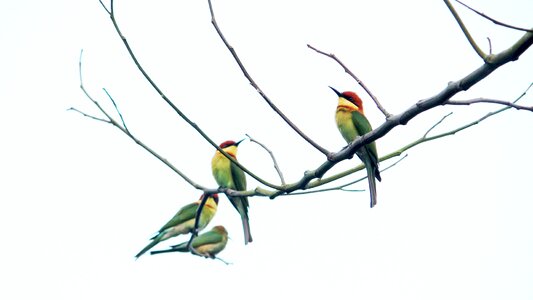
329;86;341;97
235;138;246;146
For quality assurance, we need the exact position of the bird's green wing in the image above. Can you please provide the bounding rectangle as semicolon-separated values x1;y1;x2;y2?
157;202;198;232
230;161;247;192
352;111;379;163
190;230;224;247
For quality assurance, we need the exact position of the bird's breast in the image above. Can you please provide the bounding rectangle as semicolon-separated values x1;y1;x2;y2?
212;153;232;187
335;108;357;143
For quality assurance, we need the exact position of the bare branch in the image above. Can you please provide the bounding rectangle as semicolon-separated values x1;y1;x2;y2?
245;134;286;185
455;0;533;33
487;37;493;55
291;154;407;196
99;1;281;190
445;97;533;111
207;0;330;156
444;0;487;60
98;0;110;15
186;194;209;257
68;107;110;123
307;44;392;118
423;112;453;138
75;50;207;190
103;88;129;133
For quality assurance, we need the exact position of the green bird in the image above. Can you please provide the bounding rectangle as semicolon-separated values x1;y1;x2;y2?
211;139;252;244
135;193;219;259
150;225;229;259
331;87;381;207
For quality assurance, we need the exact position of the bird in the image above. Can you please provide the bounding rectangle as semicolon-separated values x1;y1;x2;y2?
211;139;252;244
134;193;219;259
330;86;381;207
150;225;229;259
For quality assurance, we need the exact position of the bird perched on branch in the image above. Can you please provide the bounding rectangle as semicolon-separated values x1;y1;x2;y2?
211;139;252;244
330;87;381;207
150;225;229;259
135;193;219;259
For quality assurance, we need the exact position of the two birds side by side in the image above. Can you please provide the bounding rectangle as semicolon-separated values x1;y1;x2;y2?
135;87;380;259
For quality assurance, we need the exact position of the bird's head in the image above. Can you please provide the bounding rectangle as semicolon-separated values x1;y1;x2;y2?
329;86;364;113
218;139;245;157
219;139;245;149
212;225;228;236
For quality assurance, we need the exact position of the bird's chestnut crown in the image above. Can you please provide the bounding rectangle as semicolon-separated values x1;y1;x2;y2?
340;91;363;109
219;140;236;148
219;139;244;149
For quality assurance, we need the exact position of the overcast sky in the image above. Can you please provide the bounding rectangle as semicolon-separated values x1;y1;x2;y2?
1;1;532;299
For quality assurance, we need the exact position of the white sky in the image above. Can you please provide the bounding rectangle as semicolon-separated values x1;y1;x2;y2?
1;1;532;299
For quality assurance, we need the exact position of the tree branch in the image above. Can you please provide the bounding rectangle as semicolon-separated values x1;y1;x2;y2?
206;0;330;156
103;88;129;133
74;50;207;191
99;1;281;190
445;97;533;111
444;0;487;60
455;0;533;33
245;134;286;185
307;44;392;119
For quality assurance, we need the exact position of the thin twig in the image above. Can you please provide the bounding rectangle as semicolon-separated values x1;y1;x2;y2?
487;37;493;55
68;107;110;123
98;0;110;15
455;0;533;33
307;44;391;118
444;0;487;60
445;97;533;111
100;0;281;190
291;154;407;196
74;49;206;190
214;257;231;265
245;134;286;185
187;194;209;257
103;88;129;133
206;0;330;156
423;112;453;138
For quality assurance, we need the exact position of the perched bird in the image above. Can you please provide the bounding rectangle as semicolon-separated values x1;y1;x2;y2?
150;225;229;259
330;86;381;207
211;139;252;244
134;193;219;259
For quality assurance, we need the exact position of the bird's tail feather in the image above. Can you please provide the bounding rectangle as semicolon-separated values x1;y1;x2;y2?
150;243;188;255
241;212;253;244
366;164;378;208
135;238;160;259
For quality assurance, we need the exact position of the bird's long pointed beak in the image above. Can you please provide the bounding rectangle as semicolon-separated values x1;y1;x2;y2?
235;138;246;146
329;86;341;97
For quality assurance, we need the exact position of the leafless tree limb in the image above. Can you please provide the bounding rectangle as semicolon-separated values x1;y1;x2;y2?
206;0;330;156
97;0;281;190
290;154;407;196
87;3;532;202
245;134;286;185
444;0;487;60
307;44;392;119
455;0;533;33
445;96;533;111
73;50;207;191
103;88;129;133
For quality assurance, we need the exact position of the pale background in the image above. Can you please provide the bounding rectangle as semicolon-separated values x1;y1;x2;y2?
1;1;532;299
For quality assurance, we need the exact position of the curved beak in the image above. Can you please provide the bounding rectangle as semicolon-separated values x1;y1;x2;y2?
329;86;341;97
